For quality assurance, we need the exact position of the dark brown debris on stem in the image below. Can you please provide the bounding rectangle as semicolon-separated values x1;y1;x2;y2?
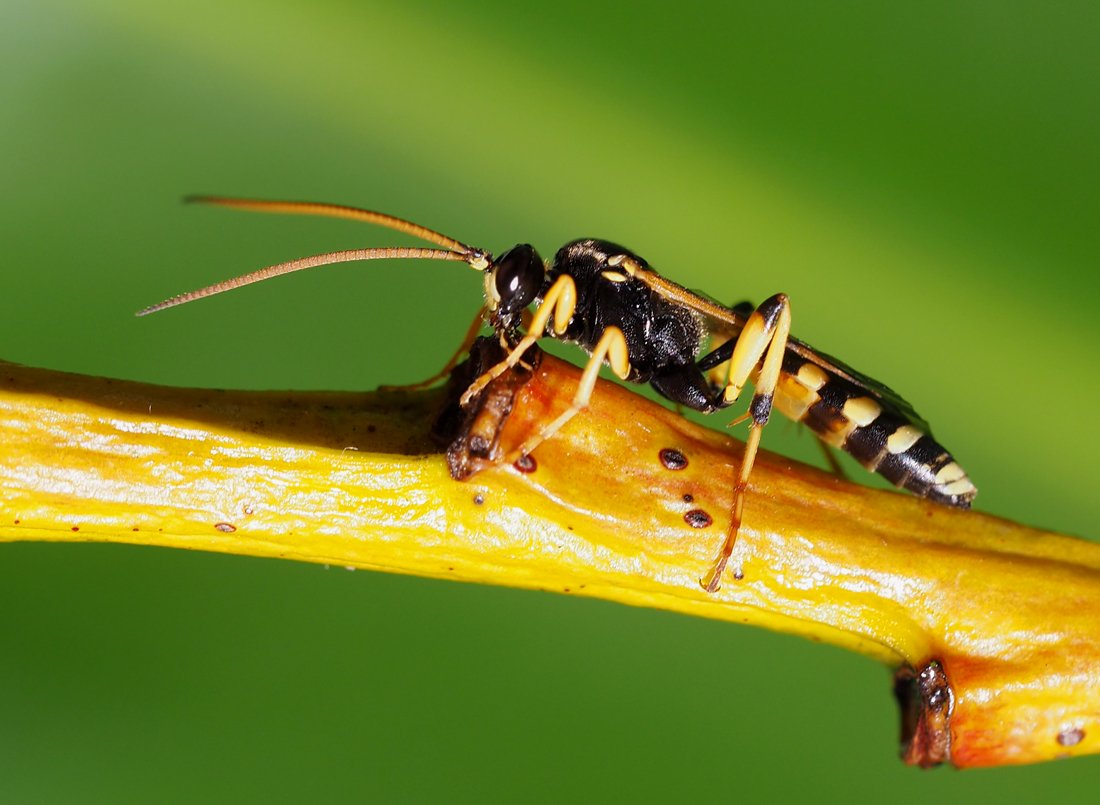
432;337;540;481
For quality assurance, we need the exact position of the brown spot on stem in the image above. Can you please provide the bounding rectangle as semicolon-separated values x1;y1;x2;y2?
473;493;485;505
214;522;237;533
659;448;688;470
1057;727;1085;747
514;454;537;473
684;509;712;528
682;493;694;503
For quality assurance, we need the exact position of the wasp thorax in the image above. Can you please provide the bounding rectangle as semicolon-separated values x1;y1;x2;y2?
492;244;544;320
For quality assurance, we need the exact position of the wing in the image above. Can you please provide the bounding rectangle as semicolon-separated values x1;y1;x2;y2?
622;257;935;434
786;336;934;434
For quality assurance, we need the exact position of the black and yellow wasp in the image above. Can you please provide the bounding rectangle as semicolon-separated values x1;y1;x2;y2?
140;197;976;591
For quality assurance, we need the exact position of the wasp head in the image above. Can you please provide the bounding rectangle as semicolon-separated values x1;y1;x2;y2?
484;243;545;334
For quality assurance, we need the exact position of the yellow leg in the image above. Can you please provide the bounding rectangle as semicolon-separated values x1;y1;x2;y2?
379;306;487;392
506;326;631;461
701;293;792;592
460;275;577;407
817;439;849;480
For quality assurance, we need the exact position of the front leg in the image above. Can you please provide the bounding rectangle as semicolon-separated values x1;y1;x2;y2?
459;275;578;407
381;305;487;392
649;362;729;414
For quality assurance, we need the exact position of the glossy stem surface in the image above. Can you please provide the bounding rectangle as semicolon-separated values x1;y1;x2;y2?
1;357;1097;768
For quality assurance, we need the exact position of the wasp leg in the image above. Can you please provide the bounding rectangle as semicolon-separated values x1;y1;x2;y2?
701;293;792;593
648;364;725;422
650;363;726;413
817;439;850;480
380;305;487;392
459;275;578;407
506;326;631;462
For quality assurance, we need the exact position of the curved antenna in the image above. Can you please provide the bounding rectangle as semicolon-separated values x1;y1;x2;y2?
136;247;469;316
187;195;475;254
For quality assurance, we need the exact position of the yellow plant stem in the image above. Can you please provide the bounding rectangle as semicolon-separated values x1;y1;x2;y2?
1;356;1097;769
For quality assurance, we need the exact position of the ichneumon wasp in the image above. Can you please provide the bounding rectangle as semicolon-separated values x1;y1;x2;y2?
139;196;977;591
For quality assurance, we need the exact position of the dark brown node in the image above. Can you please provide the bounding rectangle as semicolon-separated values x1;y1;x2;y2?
1057;727;1085;747
684;509;713;528
894;660;953;767
513;454;537;473
659;447;688;470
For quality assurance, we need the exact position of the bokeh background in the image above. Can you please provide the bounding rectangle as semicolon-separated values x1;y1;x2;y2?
2;1;1097;801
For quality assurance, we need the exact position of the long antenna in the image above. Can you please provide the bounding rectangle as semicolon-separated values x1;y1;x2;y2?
138;196;492;316
186;196;475;254
136;247;469;316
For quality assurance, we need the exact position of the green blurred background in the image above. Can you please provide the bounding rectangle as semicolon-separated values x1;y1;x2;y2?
2;0;1097;801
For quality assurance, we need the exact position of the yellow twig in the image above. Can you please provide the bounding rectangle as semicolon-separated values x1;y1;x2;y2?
1;355;1097;768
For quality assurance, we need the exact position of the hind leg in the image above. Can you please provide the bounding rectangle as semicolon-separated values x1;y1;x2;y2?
700;293;792;592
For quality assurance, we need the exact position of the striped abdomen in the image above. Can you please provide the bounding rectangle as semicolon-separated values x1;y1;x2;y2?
773;352;976;507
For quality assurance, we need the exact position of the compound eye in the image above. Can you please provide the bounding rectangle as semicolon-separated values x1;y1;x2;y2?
494;244;544;314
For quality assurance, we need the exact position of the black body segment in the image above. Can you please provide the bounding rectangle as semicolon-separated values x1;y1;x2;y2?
547;240;706;382
774;351;976;507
